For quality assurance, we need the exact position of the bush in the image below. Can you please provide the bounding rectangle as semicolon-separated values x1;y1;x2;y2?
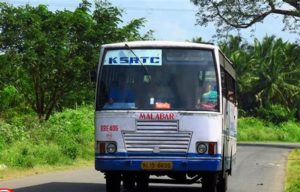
238;117;277;141
0;105;94;169
238;117;300;142
286;183;300;192
35;143;66;165
0;121;28;144
1;142;36;168
60;139;79;160
0;85;19;110
47;106;93;160
256;104;294;125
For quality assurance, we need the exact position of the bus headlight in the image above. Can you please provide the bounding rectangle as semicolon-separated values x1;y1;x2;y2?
106;142;117;154
196;142;207;154
97;141;117;154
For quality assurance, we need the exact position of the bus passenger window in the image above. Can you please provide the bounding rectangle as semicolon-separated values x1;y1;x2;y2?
104;75;136;109
226;73;236;104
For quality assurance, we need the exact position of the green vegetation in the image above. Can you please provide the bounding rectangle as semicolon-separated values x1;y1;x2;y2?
219;36;300;119
0;0;153;120
0;106;94;178
286;149;300;192
238;117;300;142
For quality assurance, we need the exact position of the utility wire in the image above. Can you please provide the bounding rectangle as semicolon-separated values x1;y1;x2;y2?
118;6;197;12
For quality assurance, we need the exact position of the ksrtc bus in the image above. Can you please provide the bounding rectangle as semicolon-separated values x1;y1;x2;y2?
94;41;237;192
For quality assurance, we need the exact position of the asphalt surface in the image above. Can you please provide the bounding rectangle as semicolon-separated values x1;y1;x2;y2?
0;144;296;192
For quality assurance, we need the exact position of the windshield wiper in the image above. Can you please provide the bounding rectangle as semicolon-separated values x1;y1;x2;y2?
125;43;151;78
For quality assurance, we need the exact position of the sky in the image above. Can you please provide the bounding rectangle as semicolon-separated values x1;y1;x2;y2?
3;0;299;43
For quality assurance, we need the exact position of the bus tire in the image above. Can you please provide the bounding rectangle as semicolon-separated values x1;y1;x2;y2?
136;174;149;192
202;173;217;192
123;173;135;191
105;172;121;192
217;172;228;192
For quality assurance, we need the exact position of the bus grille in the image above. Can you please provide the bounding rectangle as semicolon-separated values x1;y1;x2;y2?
122;120;192;153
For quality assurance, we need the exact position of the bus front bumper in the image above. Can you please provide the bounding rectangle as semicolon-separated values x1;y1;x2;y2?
95;157;222;172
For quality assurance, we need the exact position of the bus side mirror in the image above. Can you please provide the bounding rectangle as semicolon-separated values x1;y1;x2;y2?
90;70;97;82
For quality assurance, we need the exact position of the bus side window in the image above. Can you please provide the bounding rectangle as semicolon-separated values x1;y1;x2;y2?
221;68;226;97
225;72;236;104
221;67;236;104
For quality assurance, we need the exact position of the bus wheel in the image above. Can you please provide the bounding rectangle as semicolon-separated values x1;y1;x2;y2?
105;172;121;192
201;173;217;192
136;174;149;192
123;173;135;191
217;172;228;192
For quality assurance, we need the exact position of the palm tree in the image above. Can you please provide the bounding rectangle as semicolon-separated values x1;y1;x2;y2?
249;36;300;110
219;35;300;115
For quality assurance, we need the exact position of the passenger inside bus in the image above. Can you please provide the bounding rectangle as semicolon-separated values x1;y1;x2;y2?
105;75;135;108
197;82;218;110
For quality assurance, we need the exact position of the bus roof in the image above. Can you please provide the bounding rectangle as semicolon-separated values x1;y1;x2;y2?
101;41;217;50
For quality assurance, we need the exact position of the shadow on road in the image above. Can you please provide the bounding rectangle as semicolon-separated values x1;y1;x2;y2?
149;185;200;192
14;183;105;192
14;182;201;192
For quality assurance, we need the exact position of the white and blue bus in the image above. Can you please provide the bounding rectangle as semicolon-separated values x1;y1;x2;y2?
94;41;237;192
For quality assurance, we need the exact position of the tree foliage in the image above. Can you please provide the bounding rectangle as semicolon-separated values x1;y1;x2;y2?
219;35;300;119
191;0;300;36
0;0;153;120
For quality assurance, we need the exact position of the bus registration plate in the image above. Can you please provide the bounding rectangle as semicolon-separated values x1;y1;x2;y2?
141;161;172;170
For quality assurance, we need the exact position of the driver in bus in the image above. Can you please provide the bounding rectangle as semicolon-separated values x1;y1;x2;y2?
197;82;218;110
148;71;175;109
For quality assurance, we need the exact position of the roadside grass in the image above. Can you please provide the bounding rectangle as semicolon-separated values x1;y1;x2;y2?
238;117;300;142
285;149;300;192
0;105;94;180
0;159;92;180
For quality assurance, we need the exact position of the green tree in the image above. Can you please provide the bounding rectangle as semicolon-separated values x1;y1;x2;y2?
219;35;300;116
249;36;300;109
0;1;153;120
191;0;300;37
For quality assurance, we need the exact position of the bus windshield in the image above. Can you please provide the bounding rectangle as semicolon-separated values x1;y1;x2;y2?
96;48;219;111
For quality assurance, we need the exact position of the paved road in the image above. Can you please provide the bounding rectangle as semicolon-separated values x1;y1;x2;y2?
228;145;291;192
0;145;293;192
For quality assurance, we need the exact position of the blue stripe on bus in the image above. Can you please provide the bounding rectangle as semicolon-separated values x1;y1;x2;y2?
95;158;222;172
95;152;222;172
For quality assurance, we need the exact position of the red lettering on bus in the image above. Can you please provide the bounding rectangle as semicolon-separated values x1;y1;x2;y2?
100;125;119;132
139;113;146;119
139;113;175;120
